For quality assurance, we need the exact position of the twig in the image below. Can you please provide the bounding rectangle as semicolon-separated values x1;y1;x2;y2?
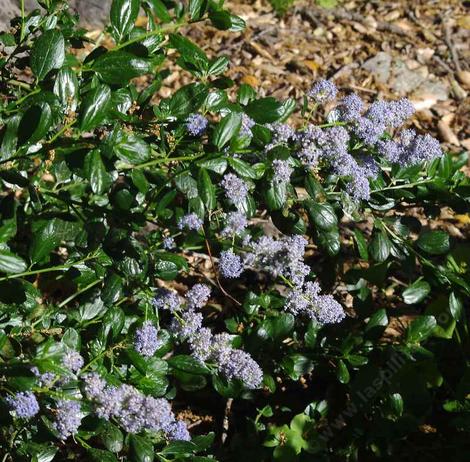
444;22;462;72
432;55;455;75
221;398;233;444
300;6;410;37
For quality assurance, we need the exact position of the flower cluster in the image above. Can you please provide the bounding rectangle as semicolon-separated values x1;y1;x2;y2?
53;398;82;440
186;113;208;136
291;81;442;200
221;173;249;207
284;281;345;324
245;234;310;286
178;213;204;231
163;285;263;389
134;321;163;357
83;373;189;439
6;392;40;419
221;211;248;237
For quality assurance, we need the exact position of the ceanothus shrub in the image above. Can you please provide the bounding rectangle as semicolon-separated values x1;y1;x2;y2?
0;1;468;461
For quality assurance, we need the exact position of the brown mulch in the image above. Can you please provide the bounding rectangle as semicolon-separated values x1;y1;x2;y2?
161;0;470;154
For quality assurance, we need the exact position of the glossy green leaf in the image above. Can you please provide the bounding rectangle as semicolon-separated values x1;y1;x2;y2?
369;231;391;263
92;52;152;85
110;0;140;41
30;30;65;80
416;230;450;255
306;201;338;231
213;112;242;149
79;84;112;132
198;168;216;210
0;250;27;274
53;67;79;109
403;280;431;305
84;149;112;195
406;315;437;344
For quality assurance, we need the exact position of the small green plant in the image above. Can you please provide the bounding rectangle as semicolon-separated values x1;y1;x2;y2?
0;0;469;461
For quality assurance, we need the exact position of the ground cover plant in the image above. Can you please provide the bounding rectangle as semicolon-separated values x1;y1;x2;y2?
0;1;469;461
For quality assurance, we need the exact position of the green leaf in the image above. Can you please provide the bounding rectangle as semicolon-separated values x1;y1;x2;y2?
265;180;287;210
416;230;450;255
337;359;350;384
168;355;210;374
30;218;80;264
306;201;338;231
316;228;340;257
79;84;112;132
258;313;295;340
113;131;151;164
110;0;140;42
369;231;391;263
213;112;242;149
189;0;206;20
92;52;152;85
154;259;178;280
30;30;65;81
169;34;208;72
100;421;124;453
0;250;27;274
209;11;246;32
449;292;463;322
197;157;227;174
198;168;216;210
53;67;79;109
406;315;437;344
160;441;198;456
245;97;287;124
131;169;150;194
88;449;119;462
0;114;21;161
353;229;369;260
168;83;208;119
208;56;229;76
84;149;111;195
227;157;258;179
365;308;388;339
402;280;431;305
18;102;53;144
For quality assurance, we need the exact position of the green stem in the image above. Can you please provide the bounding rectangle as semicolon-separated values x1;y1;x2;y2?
371;178;434;194
7;79;31;90
120;152;205;171
20;0;25;42
0;251;99;282
47;120;76;144
58;278;103;308
114;20;192;51
80;341;126;373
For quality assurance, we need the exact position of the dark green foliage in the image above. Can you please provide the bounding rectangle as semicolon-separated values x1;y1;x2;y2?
0;1;469;462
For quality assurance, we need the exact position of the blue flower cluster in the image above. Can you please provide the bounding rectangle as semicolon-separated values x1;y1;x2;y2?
83;373;189;439
285;281;345;324
134;321;163;357
186;113;208;136
157;284;263;389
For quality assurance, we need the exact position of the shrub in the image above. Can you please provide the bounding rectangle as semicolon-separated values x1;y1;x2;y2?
0;1;469;461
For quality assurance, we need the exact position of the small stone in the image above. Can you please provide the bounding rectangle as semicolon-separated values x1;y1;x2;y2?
456;70;470;89
362;52;392;83
437;120;460;146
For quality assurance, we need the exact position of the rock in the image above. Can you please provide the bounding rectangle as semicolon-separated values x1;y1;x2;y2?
0;0;112;30
450;79;468;100
437;120;460;146
390;59;428;94
411;80;449;109
362;52;392;83
456;70;470;89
